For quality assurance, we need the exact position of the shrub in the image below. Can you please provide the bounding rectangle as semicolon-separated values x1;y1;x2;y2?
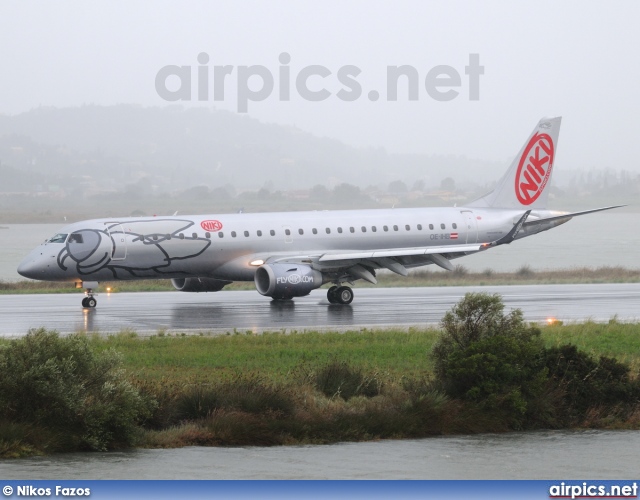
175;384;223;421
0;329;154;452
439;334;549;428
431;293;549;429
543;344;640;421
433;293;541;379
452;264;469;277
174;375;295;421
516;264;534;277
314;361;380;400
219;376;295;416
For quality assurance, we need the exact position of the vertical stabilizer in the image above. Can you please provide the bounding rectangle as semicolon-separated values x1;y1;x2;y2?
469;117;561;209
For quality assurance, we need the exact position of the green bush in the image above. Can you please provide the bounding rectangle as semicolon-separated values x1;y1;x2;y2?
0;329;154;452
543;344;640;421
314;361;380;400
431;293;550;429
174;375;295;421
175;385;223;421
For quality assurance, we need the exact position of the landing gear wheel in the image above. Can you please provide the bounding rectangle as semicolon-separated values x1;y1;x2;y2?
335;286;354;305
327;286;339;304
82;296;97;308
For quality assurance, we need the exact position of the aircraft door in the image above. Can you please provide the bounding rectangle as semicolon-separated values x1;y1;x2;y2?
104;223;127;260
461;211;478;244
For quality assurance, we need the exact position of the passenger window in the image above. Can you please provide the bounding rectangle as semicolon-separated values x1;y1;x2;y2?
167;234;172;240
372;226;377;232
350;227;355;233
153;235;159;241
452;223;457;229
285;229;291;236
383;225;388;232
192;233;197;239
244;231;250;237
312;228;318;235
440;223;446;230
231;231;237;238
179;233;185;239
257;230;262;237
218;232;224;238
361;226;367;233
417;224;422;230
270;230;275;236
298;228;304;235
326;228;331;234
429;224;434;230
337;227;343;234
205;232;210;239
405;225;410;231
393;225;398;231
69;234;84;244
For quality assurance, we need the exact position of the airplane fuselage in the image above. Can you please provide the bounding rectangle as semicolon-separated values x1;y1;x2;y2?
17;206;566;284
18;116;619;308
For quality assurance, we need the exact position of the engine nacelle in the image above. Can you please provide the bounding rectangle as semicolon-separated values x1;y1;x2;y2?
254;263;323;299
171;277;230;292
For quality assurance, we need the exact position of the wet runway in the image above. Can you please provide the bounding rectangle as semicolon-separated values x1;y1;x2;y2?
1;284;639;336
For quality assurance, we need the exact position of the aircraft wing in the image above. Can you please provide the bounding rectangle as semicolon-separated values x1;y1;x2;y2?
267;242;486;283
317;244;484;262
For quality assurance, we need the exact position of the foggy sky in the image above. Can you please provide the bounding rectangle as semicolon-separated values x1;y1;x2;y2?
1;0;639;172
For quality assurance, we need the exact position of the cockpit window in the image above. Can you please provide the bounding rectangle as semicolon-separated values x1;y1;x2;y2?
68;233;84;244
48;233;68;243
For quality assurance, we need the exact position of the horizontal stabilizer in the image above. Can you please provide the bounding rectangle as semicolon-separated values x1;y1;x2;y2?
523;205;625;229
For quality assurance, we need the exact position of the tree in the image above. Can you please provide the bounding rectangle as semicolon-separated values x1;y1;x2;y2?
310;184;329;199
440;177;456;191
388;180;408;193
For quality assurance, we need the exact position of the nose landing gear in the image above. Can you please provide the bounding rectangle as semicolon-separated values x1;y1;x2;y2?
79;281;99;308
82;295;97;308
327;285;354;305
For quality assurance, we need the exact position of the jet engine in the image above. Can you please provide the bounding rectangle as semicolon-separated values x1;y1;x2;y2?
254;263;323;299
171;277;231;292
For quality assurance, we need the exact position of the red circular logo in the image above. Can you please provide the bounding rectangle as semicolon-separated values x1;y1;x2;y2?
200;220;223;232
514;132;554;205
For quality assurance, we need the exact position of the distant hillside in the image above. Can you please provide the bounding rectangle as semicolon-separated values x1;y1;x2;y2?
0;105;504;193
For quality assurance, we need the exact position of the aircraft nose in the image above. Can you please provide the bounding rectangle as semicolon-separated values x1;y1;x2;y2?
17;246;58;279
17;256;43;279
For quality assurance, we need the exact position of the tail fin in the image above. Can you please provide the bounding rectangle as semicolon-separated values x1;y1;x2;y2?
469;116;561;209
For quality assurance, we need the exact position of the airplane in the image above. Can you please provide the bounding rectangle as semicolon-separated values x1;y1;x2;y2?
17;116;622;308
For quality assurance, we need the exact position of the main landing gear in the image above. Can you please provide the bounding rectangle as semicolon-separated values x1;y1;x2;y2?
327;285;354;305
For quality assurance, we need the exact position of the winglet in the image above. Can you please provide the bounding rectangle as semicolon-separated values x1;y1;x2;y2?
492;210;531;246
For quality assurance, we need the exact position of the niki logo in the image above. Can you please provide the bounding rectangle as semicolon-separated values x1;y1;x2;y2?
515;132;554;205
201;220;223;232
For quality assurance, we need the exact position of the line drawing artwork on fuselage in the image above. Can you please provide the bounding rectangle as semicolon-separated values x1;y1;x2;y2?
57;219;211;279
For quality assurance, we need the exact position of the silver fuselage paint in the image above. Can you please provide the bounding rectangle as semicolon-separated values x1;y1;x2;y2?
17;206;567;283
